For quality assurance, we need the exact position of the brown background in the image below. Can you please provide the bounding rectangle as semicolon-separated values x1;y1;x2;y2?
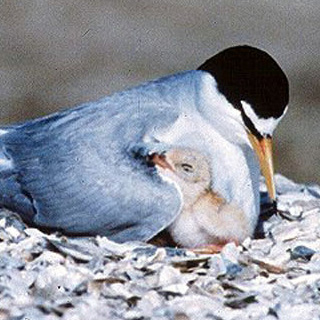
0;1;319;183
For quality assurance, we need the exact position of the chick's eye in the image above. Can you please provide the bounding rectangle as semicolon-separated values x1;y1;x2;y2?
181;163;194;173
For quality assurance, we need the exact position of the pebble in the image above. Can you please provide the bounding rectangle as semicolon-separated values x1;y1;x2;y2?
289;245;316;261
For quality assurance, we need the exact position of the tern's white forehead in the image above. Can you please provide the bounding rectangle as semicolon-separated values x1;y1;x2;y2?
241;101;288;136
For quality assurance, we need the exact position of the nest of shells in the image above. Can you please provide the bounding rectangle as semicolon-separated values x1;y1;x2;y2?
1;175;320;320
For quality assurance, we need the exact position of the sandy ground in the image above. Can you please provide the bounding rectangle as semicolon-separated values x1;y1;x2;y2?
0;1;319;183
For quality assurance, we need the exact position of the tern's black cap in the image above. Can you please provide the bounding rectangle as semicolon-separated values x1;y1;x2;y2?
198;45;289;120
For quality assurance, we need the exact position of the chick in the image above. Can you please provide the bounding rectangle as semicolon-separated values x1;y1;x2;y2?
150;148;252;252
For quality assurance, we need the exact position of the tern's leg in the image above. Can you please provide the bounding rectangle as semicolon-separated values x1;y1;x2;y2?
191;244;225;254
190;240;240;254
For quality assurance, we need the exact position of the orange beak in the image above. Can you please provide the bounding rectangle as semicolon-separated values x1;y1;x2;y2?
247;132;276;201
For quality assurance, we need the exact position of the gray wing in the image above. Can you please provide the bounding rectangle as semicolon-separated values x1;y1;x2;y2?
0;88;182;242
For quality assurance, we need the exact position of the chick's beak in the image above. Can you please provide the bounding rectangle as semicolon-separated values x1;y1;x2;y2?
247;132;276;201
150;153;174;171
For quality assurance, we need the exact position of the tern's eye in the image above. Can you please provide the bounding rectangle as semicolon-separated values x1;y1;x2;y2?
180;163;194;173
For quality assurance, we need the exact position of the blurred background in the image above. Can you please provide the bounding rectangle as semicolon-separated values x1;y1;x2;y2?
0;0;319;183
